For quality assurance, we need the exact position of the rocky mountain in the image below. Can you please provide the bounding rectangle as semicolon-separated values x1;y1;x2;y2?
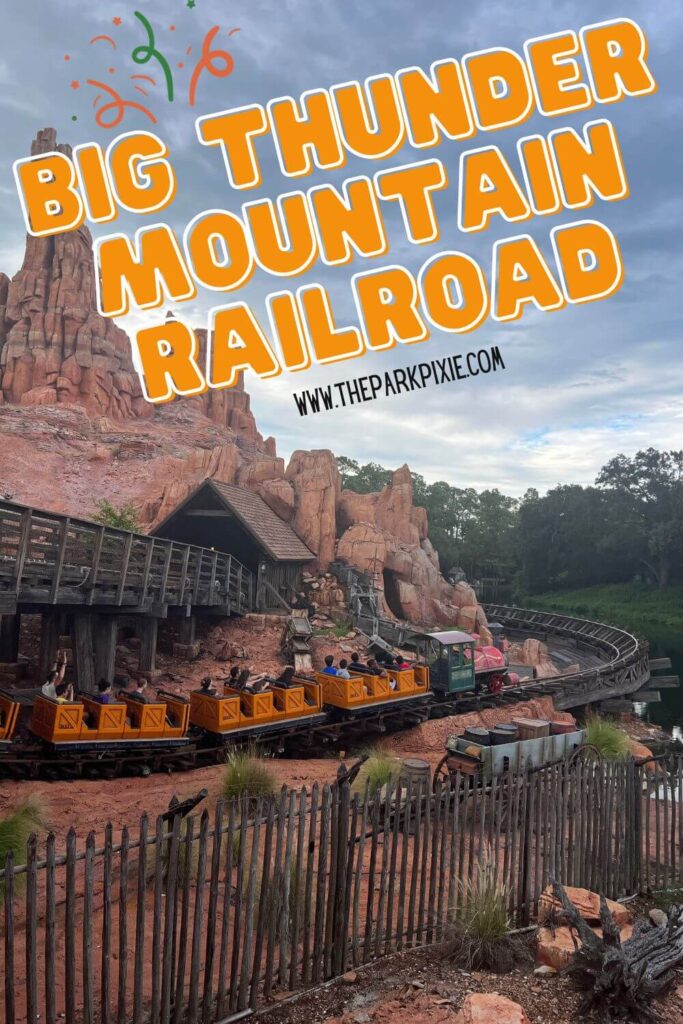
0;129;489;632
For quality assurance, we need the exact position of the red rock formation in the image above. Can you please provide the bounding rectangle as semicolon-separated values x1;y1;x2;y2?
286;450;340;570
0;129;151;419
336;465;487;629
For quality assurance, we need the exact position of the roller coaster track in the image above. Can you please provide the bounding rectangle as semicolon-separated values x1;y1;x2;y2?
483;604;652;710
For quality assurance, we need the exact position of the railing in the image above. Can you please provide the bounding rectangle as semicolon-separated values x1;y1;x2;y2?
0;500;254;613
1;757;682;1024
485;604;650;708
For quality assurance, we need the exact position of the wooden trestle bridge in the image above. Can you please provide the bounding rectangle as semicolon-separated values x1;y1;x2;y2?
0;498;674;710
0;499;256;692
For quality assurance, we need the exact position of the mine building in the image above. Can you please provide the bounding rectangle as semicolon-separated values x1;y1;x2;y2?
152;479;314;613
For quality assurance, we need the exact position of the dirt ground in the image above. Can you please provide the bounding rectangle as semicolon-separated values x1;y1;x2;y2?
258;942;683;1024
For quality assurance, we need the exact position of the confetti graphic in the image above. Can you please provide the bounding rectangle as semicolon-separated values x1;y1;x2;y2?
86;78;157;129
132;11;174;101
189;25;235;107
64;7;241;129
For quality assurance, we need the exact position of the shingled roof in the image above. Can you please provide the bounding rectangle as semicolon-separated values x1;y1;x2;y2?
178;480;314;562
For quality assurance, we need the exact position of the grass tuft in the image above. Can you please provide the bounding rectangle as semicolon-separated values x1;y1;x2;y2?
585;714;629;760
443;847;527;973
352;751;401;795
0;798;47;887
223;750;277;804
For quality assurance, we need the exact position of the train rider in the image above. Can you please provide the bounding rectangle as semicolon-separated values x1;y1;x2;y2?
322;655;337;676
199;676;217;695
94;679;113;704
349;652;371;673
41;648;67;699
336;659;351;679
274;666;296;688
131;678;153;703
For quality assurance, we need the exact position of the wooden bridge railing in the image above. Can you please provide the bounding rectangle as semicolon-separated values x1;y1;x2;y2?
0;501;254;613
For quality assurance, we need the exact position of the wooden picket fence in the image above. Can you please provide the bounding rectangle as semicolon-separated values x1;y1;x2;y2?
3;755;683;1024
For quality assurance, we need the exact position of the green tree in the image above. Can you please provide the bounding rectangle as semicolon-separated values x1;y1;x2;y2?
336;457;392;494
596;448;683;587
94;499;141;533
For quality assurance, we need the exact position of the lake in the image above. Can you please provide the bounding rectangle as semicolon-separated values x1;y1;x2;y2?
635;629;683;739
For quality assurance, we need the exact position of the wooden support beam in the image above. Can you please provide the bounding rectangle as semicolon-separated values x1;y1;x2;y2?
139;618;158;673
93;616;118;684
37;611;60;684
179;615;196;646
71;614;97;695
0;614;20;663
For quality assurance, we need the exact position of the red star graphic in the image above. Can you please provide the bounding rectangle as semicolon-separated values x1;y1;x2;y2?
70;80;80;90
113;16;122;26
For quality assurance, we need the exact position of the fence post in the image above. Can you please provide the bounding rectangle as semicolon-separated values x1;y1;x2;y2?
118;828;130;1024
173;816;195;1024
201;801;224;1023
300;784;319;987
134;815;149;1024
102;823;113;1024
83;832;95;1024
45;833;56;1024
65;828;77;1023
26;833;38;1024
4;850;15;1024
330;780;350;976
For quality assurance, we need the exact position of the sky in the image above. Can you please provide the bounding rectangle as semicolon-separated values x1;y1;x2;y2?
0;0;682;496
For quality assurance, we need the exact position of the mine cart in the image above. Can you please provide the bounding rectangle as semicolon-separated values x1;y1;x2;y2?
433;726;598;791
281;610;313;672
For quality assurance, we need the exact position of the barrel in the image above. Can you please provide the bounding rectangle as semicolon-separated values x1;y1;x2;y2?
490;724;518;745
550;720;576;735
399;757;431;788
464;726;491;746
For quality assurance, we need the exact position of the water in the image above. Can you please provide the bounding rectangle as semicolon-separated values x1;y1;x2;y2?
635;630;683;739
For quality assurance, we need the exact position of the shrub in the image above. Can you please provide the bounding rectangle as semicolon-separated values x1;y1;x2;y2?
94;499;141;532
352;751;401;795
585;714;629;760
223;750;276;804
0;798;47;884
443;847;526;972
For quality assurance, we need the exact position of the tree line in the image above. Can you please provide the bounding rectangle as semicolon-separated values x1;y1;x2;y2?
336;448;683;594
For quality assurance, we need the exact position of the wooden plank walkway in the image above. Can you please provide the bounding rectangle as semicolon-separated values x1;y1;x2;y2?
0;500;255;615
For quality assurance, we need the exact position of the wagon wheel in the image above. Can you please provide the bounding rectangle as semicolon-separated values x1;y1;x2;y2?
433;754;451;792
567;743;602;768
496;773;520;832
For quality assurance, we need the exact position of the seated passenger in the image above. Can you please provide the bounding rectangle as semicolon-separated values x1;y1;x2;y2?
225;665;242;690
94;678;113;704
367;658;388;678
395;656;411;670
54;681;74;704
321;655;337;676
130;678;152;704
349;652;371;674
247;672;270;693
336;658;351;679
41;648;68;699
275;667;296;688
199;676;217;695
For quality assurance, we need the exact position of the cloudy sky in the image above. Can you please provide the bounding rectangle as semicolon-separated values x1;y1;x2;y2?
1;0;681;495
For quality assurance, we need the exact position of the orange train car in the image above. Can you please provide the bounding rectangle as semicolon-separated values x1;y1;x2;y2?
313;665;430;712
189;678;325;737
29;692;191;748
0;690;20;746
